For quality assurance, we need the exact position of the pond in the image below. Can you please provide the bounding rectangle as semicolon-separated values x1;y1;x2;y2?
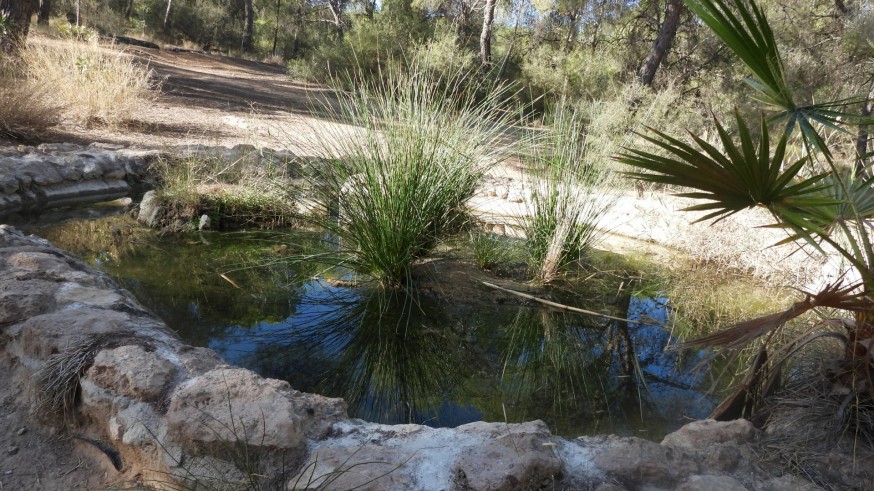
29;213;718;440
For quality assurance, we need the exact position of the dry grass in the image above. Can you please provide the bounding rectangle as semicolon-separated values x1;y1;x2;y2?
31;334;142;424
0;56;61;139
757;345;874;490
22;38;157;127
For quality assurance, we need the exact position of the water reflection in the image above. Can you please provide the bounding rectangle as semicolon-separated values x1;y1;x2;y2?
31;217;715;438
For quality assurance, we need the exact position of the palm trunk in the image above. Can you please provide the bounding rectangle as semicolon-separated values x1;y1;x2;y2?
637;0;683;86
479;0;496;65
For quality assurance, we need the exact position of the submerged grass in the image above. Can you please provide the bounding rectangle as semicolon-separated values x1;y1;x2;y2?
293;64;520;286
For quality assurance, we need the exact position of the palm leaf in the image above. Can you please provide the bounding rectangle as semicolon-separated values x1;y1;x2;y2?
684;0;792;110
684;0;874;162
679;282;870;351
616;112;834;225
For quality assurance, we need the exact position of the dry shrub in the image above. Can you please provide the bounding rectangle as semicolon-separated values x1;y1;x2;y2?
0;55;60;139
22;38;157;127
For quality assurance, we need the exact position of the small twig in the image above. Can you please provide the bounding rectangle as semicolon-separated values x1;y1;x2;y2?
481;281;650;325
220;273;241;289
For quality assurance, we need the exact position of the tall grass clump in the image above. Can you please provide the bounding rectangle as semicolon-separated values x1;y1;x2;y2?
0;54;60;139
22;38;156;127
297;64;518;287
523;104;616;283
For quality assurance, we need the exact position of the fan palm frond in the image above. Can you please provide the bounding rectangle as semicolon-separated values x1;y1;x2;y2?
616;112;836;224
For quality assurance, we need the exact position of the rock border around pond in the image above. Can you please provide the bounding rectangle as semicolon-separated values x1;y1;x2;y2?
0;224;828;490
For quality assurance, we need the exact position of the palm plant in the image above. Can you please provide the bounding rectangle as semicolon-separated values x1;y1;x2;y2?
616;0;874;427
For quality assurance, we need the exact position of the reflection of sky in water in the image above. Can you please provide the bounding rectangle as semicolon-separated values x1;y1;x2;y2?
209;280;360;364
626;296;713;422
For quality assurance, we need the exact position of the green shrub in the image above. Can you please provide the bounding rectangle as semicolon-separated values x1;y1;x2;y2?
470;229;518;271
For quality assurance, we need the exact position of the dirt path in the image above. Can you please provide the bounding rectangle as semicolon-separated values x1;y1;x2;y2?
34;41;339;152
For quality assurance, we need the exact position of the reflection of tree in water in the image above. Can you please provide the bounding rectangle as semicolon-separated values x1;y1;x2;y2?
497;307;648;433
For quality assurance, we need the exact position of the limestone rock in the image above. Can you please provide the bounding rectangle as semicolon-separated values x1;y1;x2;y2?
661;419;758;450
289;420;562;491
586;435;700;489
166;367;343;450
676;474;748;491
86;345;176;401
137;191;165;228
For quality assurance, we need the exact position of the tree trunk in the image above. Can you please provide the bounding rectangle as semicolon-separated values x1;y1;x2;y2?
637;0;683;86
271;0;280;56
163;0;171;28
327;0;344;37
38;0;50;25
241;0;254;52
1;0;35;49
125;0;134;20
855;77;874;177
479;0;496;65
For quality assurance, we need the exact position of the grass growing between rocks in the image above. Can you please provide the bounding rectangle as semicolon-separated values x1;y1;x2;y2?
292;64;520;287
150;151;300;230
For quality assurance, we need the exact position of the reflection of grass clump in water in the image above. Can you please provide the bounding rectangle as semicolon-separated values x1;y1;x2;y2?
295;63;518;287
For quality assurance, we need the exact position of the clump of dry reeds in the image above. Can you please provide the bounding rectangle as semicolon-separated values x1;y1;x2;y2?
21;38;157;127
31;334;142;424
757;343;874;488
0;55;60;139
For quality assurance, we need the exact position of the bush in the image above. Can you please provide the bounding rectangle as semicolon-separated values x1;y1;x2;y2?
22;38;157;126
520;44;623;104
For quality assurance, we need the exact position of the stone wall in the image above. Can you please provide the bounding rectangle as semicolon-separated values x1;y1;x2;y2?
0;225;830;490
0;143;161;220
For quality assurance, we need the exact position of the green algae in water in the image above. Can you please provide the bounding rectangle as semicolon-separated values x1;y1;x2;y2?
32;216;715;439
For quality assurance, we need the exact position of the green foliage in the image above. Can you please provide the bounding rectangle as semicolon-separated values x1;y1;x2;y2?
621;0;874;428
152;152;298;230
469;230;518;271
524;103;615;283
520;44;622;102
293;64;518;286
